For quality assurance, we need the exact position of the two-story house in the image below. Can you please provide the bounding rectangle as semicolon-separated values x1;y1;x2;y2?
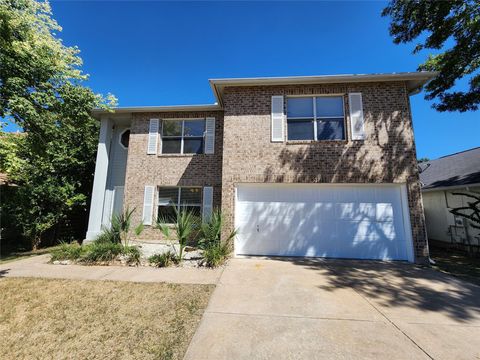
85;72;436;263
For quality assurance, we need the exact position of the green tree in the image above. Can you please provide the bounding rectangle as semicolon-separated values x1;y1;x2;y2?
383;0;480;112
0;0;115;249
417;157;430;163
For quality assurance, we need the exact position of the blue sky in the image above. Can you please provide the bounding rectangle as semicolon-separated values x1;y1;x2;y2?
5;1;479;160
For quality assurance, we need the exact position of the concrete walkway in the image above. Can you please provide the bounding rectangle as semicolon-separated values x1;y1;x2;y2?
185;257;480;360
0;254;222;284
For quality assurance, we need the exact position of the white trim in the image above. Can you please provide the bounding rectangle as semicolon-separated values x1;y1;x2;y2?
142;185;155;225
421;183;480;193
234;186;239;257
271;96;285;142
147;119;159;155
202;186;213;222
348;93;365;141
85;117;113;241
204;117;215;154
400;184;415;262
118;128;130;150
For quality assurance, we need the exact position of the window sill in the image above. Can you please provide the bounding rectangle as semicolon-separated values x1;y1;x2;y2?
157;153;197;158
286;139;349;145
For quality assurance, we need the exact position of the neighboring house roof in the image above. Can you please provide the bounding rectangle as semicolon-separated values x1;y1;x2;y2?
93;71;437;116
419;147;480;190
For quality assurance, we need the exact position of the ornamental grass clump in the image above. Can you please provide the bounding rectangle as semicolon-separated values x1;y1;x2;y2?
148;251;178;268
198;210;237;268
156;208;200;262
50;242;85;262
50;208;143;265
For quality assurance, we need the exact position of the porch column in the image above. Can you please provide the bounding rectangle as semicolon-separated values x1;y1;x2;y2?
85;117;113;241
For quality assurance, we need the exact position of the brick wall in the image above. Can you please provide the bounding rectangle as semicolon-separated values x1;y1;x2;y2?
220;81;429;263
124;111;224;239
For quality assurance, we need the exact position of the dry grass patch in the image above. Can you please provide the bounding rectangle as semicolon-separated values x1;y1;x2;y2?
0;277;214;360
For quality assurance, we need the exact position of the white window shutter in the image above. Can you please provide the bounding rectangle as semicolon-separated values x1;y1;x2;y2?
147;119;159;154
271;95;284;142
142;185;155;225
349;93;365;140
202;186;213;222
204;117;215;154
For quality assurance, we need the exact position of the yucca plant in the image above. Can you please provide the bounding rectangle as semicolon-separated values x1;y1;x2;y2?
198;210;236;249
156;207;200;262
97;207;144;247
198;209;237;267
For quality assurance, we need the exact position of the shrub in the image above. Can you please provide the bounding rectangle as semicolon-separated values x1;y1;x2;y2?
157;208;200;262
198;210;236;267
95;207;144;246
203;240;232;268
50;242;85;262
122;246;141;265
81;242;123;264
149;251;177;268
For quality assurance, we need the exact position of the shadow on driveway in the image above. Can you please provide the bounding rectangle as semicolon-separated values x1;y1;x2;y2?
275;257;480;323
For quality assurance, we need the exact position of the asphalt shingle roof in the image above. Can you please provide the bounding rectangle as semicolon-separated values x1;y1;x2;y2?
419;147;480;190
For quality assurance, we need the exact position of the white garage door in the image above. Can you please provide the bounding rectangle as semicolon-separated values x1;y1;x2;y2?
235;184;414;261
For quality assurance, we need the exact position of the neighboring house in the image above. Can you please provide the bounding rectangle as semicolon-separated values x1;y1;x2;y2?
420;147;480;249
85;72;436;263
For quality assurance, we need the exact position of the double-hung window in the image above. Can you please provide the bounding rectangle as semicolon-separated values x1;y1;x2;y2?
157;187;202;222
161;119;205;154
287;96;345;141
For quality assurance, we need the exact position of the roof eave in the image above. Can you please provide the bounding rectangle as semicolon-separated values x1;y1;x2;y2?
209;71;438;105
92;103;222;118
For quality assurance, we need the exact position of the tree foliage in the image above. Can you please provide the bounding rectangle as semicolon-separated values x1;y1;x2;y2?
0;0;115;249
383;0;480;112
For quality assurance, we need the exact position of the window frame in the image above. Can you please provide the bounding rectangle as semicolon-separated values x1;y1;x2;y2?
119;128;130;150
286;95;346;141
160;118;206;154
157;186;203;223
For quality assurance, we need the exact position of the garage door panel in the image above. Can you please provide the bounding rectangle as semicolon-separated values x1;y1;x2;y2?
376;203;394;222
335;202;377;221
235;184;412;261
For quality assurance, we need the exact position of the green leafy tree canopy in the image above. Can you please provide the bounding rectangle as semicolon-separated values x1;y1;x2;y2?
0;0;116;249
383;0;480;112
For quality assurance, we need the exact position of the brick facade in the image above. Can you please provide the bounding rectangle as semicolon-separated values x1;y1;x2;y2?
220;81;428;263
124;111;223;239
122;81;428;263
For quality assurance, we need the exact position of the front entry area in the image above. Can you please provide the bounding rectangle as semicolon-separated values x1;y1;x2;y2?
235;183;414;261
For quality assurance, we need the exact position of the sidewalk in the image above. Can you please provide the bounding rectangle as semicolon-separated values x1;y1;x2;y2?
0;254;223;284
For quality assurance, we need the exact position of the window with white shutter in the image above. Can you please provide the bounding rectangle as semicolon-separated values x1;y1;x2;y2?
142;185;155;225
147;119;159;154
202;186;213;222
271;96;285;142
348;93;365;140
204;117;215;154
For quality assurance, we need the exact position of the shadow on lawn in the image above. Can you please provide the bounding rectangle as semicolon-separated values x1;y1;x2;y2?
278;257;480;323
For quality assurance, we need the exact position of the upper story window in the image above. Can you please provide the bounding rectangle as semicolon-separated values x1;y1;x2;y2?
161;119;205;154
287;96;345;141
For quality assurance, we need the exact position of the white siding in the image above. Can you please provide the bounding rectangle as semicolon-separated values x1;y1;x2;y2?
423;188;480;245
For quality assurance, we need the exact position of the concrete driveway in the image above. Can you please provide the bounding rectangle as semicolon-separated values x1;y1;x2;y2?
185;258;480;360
